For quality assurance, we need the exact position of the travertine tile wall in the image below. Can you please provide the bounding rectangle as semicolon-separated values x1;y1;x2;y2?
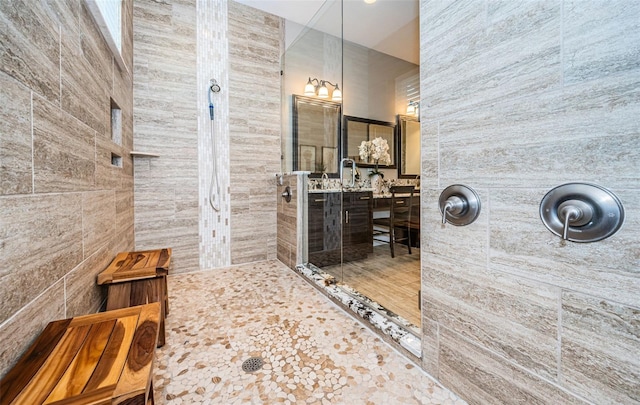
277;174;307;269
420;1;639;403
132;0;200;273
228;1;282;264
0;0;135;377
133;0;281;270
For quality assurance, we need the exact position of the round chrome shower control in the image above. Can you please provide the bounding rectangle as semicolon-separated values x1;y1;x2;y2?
539;183;624;243
438;185;481;226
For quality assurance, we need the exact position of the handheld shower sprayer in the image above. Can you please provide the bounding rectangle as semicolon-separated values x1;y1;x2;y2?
208;79;222;212
210;79;221;93
208;79;221;121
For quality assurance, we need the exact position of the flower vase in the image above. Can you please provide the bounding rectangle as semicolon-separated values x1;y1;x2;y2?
370;174;383;194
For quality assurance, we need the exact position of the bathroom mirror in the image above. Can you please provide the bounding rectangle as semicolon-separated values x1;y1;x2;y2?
344;115;396;168
293;95;342;177
397;114;420;178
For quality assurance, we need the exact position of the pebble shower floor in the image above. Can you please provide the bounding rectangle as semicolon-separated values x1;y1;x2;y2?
153;260;466;404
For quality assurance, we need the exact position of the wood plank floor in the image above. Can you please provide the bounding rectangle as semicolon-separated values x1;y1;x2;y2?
321;244;421;326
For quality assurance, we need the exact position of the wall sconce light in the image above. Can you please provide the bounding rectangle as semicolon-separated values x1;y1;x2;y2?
304;77;342;101
406;101;420;116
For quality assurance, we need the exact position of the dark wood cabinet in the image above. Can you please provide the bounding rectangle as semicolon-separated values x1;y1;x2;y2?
308;192;341;267
308;191;373;267
343;192;374;259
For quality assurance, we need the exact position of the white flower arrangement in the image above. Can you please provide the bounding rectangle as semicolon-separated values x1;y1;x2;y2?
358;137;391;176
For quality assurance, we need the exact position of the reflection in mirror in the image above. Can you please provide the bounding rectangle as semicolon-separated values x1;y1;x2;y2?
293;95;341;176
344;116;396;168
397;114;420;178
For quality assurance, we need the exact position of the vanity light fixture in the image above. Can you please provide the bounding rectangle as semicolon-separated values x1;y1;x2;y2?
318;82;329;98
406;101;420;116
304;77;342;101
364;0;377;4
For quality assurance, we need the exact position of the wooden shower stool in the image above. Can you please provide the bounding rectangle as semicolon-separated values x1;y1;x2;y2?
97;248;171;347
0;303;160;405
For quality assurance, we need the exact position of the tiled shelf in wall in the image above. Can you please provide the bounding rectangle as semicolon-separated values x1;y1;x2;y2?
130;151;160;158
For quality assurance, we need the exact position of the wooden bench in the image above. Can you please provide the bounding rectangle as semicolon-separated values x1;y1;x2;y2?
97;248;171;347
0;303;160;405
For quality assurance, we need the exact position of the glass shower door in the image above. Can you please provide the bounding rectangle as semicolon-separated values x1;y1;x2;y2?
280;0;345;282
338;1;422;328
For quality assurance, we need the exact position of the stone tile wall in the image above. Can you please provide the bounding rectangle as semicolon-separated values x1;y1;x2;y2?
277;174;306;269
420;1;640;403
0;0;135;377
133;0;281;271
132;0;200;273
228;1;281;264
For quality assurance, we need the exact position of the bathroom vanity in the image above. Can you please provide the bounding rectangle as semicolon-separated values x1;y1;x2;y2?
308;190;373;267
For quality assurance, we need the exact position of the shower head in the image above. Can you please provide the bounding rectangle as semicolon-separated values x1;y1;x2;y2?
210;79;221;93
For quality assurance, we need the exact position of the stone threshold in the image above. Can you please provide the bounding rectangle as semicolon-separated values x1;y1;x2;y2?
294;263;422;361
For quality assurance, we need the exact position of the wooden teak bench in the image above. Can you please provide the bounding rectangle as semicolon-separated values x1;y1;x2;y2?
97;248;171;347
0;303;160;405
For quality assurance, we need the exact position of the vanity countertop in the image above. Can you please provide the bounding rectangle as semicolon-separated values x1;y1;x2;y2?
308;188;418;197
308;188;374;194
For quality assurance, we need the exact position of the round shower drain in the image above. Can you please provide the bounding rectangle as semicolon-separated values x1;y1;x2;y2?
241;357;264;373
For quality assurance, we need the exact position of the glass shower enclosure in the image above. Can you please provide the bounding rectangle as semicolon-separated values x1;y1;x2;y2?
281;0;422;353
281;0;346;274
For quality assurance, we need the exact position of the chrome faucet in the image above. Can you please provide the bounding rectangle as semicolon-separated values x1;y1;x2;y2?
340;158;356;188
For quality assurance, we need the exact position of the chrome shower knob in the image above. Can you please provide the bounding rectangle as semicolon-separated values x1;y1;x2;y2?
557;199;594;240
281;186;292;203
540;183;624;243
439;185;481;226
441;195;466;224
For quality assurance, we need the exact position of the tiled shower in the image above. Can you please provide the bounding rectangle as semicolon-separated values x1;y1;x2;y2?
0;0;638;403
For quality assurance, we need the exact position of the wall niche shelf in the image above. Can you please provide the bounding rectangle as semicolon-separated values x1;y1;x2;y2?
130;151;160;158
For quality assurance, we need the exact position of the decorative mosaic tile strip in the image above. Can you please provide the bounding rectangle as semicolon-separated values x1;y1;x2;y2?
197;0;231;269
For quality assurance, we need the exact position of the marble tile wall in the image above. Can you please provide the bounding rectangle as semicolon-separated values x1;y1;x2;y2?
0;0;135;378
420;1;640;403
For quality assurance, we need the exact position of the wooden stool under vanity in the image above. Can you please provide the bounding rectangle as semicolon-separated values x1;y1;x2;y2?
98;248;171;347
0;303;161;405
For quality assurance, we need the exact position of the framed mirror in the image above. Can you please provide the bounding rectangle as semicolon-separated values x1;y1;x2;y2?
344;115;396;168
397;114;420;178
293;95;342;177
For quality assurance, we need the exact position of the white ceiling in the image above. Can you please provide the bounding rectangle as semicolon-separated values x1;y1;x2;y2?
234;0;419;65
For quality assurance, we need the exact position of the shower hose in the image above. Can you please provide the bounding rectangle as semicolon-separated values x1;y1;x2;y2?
208;80;221;212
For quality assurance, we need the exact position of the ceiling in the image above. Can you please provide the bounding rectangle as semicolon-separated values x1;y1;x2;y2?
234;0;419;65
